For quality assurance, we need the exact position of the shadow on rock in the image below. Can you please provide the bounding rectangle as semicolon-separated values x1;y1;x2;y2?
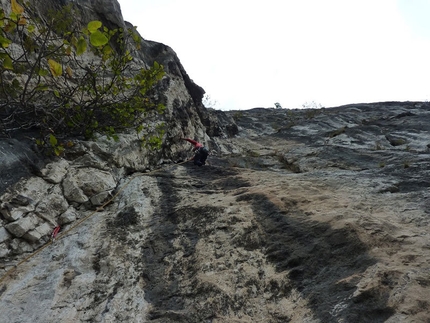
136;164;395;322
140;169;227;322
236;193;395;323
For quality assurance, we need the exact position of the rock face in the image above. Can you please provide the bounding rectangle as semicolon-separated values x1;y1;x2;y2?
1;101;430;323
0;0;237;195
1;1;430;322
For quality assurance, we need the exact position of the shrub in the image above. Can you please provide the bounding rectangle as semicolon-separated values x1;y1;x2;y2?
0;0;165;154
233;111;243;121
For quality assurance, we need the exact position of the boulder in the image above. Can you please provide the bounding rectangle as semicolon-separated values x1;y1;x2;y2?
59;207;79;225
62;167;116;204
61;178;88;204
40;159;69;184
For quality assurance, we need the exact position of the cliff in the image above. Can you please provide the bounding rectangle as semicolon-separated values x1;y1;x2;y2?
1;101;430;322
0;1;430;322
0;0;237;195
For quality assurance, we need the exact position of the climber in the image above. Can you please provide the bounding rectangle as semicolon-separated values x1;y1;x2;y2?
182;138;209;166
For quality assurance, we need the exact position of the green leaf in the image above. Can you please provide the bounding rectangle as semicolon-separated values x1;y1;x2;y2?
71;36;77;47
48;59;62;77
131;31;140;43
3;56;13;69
9;11;17;19
102;44;112;56
0;35;12;48
49;134;58;147
90;30;108;47
54;146;64;156
76;36;87;55
11;0;24;14
37;68;49;76
87;20;102;33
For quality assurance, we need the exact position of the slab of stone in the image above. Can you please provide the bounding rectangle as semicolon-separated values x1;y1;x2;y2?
23;222;52;242
5;213;39;238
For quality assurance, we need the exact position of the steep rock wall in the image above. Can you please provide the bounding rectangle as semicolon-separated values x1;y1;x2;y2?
1;102;430;323
2;1;429;322
0;0;237;309
0;0;237;193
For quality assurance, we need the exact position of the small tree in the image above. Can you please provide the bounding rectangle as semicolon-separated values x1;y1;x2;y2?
0;0;165;154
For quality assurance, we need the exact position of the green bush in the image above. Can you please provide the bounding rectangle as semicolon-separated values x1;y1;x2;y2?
233;111;243;121
0;0;165;154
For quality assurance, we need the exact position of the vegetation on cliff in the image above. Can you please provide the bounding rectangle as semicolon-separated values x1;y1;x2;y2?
0;0;165;154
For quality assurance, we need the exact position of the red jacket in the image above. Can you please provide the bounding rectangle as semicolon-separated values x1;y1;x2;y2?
183;138;203;151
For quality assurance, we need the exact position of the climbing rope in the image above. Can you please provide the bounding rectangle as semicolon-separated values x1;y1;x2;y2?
0;157;193;286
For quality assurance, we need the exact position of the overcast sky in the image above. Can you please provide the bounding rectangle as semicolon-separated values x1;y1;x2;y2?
118;0;430;110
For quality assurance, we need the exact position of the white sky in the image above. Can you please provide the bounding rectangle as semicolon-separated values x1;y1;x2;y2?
118;0;430;110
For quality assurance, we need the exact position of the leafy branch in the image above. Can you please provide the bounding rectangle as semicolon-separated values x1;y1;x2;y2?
0;0;165;154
